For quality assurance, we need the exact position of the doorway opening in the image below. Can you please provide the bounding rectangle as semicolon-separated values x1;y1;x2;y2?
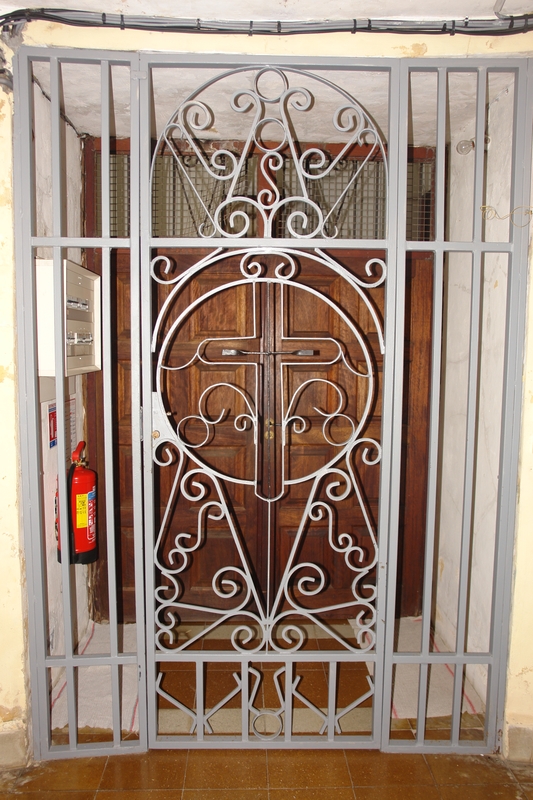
15;51;532;756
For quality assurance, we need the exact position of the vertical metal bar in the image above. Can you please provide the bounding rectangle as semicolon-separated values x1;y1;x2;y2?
451;249;483;745
99;59;123;744
417;67;447;744
284;661;293;743
433;67;447;244
473;68;488;243
14;50;49;761
450;67;487;746
491;61;533;752
196;661;204;742
241;661;249;742
327;661;337;742
50;54;79;749
135;54;152;748
50;58;64;240
101;61;111;240
130;55;148;751
102;244;122;741
381;58;408;749
416;664;427;744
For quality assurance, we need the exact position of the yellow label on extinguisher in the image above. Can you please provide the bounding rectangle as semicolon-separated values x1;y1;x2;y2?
76;494;88;528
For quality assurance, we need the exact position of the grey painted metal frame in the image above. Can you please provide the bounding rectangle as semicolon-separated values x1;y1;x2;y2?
14;46;533;757
139;54;398;750
382;58;533;753
14;47;147;759
139;53;533;752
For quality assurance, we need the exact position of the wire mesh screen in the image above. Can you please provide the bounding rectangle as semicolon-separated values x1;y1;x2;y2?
151;153;257;237
277;158;387;239
94;150;434;241
94;152;130;238
406;161;435;241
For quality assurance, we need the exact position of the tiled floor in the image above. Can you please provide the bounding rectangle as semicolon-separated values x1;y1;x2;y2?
1;750;533;799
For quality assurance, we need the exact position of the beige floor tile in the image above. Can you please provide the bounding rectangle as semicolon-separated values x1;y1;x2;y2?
0;769;21;791
345;750;435;786
99;751;187;791
269;789;355;800
426;754;516;785
182;791;268;800
97;792;183;799
10;757;107;792
510;764;533;783
439;785;527;800
353;787;442;800
267;749;352;788
184;749;267;789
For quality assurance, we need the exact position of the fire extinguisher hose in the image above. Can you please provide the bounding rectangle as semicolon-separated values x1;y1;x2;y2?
66;461;76;563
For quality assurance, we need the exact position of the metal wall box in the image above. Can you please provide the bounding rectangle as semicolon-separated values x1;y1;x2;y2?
36;259;101;376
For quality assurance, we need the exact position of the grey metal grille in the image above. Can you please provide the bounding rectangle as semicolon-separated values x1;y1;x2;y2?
13;51;533;760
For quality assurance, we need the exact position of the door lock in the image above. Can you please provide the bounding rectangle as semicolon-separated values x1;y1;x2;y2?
264;419;275;440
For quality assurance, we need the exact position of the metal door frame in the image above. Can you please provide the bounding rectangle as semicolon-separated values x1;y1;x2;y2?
13;47;533;758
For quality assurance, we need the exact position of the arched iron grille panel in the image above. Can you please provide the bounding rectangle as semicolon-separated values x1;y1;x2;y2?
150;67;387;240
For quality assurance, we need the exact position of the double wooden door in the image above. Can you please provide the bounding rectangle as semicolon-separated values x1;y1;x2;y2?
151;248;383;636
87;244;432;627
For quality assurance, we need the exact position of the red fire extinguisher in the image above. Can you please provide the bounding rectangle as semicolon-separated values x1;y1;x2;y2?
57;441;98;564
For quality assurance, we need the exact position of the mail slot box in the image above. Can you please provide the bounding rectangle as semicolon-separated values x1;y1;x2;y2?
36;259;101;377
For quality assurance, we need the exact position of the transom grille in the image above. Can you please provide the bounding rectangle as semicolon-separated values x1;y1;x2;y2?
94;151;434;241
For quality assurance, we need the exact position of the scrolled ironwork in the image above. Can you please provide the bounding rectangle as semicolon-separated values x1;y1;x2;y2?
152;244;382;657
150;63;384;679
151;66;386;240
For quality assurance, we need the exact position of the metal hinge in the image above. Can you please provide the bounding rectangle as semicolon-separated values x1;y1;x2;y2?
139;406;143;441
132;70;147;81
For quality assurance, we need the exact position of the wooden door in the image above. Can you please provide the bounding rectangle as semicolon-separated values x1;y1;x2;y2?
151;247;385;647
84;140;433;625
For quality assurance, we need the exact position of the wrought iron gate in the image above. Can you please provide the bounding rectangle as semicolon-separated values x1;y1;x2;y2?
14;49;533;757
143;65;390;747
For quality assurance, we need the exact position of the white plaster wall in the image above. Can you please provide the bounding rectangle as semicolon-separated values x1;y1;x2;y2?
33;86;89;659
39;377;89;663
468;84;513;660
435;103;477;655
33;84;82;263
504;145;533;762
0;47;86;765
435;81;514;704
0;43;28;766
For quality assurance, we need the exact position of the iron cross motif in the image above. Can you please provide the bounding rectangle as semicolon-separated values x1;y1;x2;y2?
203;279;340;500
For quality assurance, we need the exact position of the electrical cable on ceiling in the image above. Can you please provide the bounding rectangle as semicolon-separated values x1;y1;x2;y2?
1;7;533;36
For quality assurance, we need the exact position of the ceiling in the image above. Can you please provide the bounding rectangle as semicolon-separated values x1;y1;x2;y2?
8;1;525;143
0;0;532;20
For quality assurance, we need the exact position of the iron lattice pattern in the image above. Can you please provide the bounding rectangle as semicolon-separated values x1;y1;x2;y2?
94;151;434;240
156;656;374;741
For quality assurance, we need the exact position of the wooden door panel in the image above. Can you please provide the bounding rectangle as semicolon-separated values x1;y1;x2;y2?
152;249;384;627
86;239;429;625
